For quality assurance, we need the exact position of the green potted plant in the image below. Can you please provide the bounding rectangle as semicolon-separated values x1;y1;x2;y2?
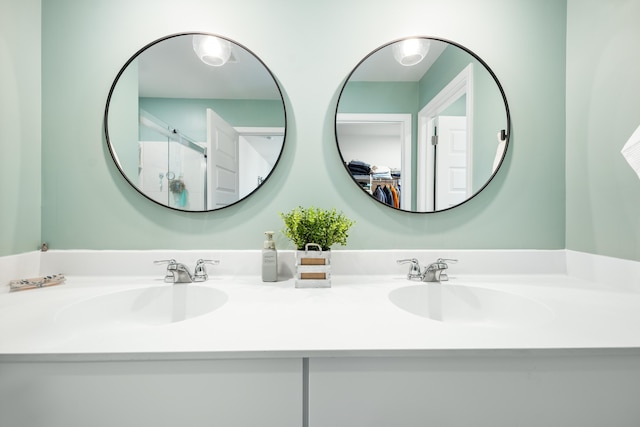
280;206;355;251
279;206;355;288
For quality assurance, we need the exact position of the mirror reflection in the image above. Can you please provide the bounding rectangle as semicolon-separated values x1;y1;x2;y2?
336;37;510;213
105;33;286;211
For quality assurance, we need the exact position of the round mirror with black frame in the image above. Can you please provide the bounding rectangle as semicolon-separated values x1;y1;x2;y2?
335;37;510;213
105;32;287;212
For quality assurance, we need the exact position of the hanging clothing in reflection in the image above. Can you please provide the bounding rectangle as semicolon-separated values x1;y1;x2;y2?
389;184;399;208
373;185;387;204
373;180;400;209
348;159;401;208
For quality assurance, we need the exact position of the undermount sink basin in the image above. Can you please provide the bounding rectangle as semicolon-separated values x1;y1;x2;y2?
55;285;227;327
389;283;552;326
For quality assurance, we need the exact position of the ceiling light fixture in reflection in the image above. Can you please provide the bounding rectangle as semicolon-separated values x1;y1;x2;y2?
392;38;430;66
192;34;232;66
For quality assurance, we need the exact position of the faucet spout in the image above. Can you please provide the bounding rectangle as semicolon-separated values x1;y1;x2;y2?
397;258;457;282
154;259;193;284
168;262;194;283
422;258;457;282
423;261;448;282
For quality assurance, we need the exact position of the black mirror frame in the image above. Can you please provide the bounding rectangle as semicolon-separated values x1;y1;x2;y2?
104;32;288;213
334;36;511;214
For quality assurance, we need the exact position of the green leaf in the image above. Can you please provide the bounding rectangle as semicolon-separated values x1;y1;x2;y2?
279;206;355;250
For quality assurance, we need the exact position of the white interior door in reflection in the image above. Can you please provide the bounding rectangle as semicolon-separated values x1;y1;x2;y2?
416;63;473;212
238;132;284;198
207;108;239;209
435;116;469;210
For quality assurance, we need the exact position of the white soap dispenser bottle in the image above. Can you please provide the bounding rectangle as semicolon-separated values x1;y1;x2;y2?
262;231;278;282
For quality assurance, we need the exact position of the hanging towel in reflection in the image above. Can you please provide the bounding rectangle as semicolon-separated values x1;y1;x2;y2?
492;132;507;173
621;124;640;180
178;189;188;207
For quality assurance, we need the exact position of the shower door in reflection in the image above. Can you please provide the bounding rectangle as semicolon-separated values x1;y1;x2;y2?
138;111;207;210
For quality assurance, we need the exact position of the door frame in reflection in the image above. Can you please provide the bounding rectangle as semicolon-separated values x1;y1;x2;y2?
336;113;412;210
236;126;285;199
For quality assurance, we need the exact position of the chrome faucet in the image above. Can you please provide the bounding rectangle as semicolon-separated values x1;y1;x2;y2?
154;259;220;283
397;258;457;282
193;259;220;282
154;259;194;284
396;258;423;280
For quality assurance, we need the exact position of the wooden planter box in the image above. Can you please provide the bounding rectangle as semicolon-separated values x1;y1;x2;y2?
295;244;331;288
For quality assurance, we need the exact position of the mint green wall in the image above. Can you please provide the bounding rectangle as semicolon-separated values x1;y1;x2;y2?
566;0;640;261
417;46;507;193
139;98;286;142
338;82;419;114
108;59;139;179
41;0;567;251
0;0;41;256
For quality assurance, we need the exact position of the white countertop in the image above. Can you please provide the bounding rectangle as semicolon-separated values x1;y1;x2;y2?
2;273;640;360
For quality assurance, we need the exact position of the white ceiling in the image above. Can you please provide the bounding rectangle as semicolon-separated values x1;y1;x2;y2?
135;36;448;100
137;34;281;100
349;39;447;82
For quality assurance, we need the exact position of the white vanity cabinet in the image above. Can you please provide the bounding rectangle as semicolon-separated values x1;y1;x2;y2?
307;353;640;427
5;352;640;427
0;358;302;427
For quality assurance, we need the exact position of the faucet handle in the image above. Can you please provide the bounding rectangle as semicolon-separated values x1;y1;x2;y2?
435;258;457;281
154;259;177;283
397;258;423;280
193;259;220;282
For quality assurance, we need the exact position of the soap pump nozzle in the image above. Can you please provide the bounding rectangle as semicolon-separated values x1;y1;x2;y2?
264;231;276;249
